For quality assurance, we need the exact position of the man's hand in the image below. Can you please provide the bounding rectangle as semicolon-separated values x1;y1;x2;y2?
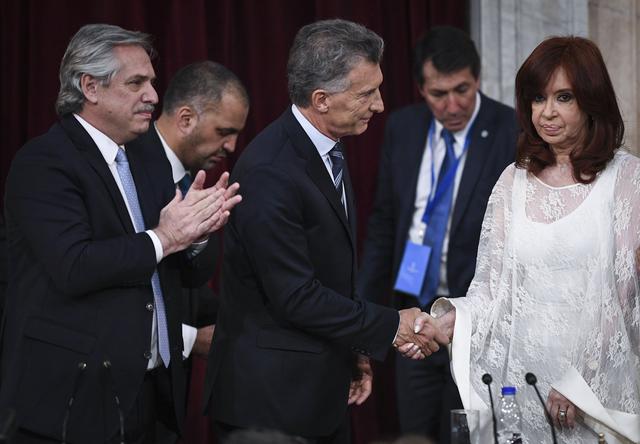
393;308;449;359
348;355;373;406
207;171;242;232
154;171;242;256
192;324;215;357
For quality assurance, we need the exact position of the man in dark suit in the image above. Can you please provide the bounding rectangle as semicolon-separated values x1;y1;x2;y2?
357;27;518;443
127;62;249;443
204;19;450;444
128;60;249;362
0;24;240;443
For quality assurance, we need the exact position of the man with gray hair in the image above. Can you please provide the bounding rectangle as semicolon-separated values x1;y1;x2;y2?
203;19;449;443
0;24;240;443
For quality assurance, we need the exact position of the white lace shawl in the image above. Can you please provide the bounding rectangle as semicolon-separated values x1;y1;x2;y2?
434;150;640;444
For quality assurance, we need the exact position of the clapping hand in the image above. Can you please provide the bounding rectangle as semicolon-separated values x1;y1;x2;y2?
154;170;242;256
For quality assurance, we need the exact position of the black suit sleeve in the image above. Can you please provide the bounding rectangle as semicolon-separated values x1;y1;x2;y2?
234;165;398;359
5;144;157;297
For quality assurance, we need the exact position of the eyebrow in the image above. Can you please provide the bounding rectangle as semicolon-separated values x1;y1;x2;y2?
126;74;156;82
357;88;376;97
428;81;470;93
217;127;240;134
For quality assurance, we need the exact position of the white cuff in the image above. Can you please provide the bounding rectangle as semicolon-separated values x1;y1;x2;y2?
181;323;197;358
146;230;164;263
553;367;640;442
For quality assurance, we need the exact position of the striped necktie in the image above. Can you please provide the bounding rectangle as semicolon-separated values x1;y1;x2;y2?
329;142;345;205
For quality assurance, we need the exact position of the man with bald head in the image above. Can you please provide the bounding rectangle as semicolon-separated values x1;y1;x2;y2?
128;60;249;361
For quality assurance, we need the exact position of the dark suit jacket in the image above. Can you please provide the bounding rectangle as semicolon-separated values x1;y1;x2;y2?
0;115;217;443
357;93;517;307
203;108;399;438
127;127;220;329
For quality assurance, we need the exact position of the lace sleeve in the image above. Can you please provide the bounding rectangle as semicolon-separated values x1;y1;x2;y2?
569;152;640;420
454;163;516;334
612;153;640;354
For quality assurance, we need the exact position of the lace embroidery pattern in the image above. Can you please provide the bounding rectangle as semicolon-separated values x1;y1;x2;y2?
457;151;640;443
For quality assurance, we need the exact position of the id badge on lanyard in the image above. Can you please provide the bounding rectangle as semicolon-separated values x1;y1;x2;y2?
393;120;473;296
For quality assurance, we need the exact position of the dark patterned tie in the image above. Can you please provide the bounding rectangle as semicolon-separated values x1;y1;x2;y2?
329;142;345;205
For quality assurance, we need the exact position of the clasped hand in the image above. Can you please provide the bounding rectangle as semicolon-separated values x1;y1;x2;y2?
154;171;242;257
393;308;455;360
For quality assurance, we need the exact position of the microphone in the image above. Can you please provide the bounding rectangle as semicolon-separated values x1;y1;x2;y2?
525;372;557;444
482;373;499;444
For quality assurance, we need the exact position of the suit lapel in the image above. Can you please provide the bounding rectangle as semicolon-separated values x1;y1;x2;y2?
342;157;357;239
60;116;135;233
281;109;356;251
450;94;494;235
126;128;174;229
396;105;431;244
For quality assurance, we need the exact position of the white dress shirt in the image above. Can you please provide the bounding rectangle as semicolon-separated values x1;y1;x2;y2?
74;114;166;368
154;123;206;358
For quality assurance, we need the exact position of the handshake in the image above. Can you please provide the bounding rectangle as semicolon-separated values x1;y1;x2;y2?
392;307;456;360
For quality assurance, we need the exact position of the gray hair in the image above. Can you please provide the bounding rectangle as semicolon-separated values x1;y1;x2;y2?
162;61;249;115
55;24;155;116
287;19;384;107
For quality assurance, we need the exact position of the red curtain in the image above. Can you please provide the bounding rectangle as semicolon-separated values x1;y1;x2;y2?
0;1;467;442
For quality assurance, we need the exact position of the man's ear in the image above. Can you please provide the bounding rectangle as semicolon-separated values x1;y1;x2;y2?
176;106;198;134
310;89;331;114
80;74;100;104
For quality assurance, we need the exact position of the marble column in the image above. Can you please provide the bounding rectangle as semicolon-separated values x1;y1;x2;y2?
471;0;588;107
589;0;640;154
471;0;640;155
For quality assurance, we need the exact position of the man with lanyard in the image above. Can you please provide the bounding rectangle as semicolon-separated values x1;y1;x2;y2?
357;26;518;443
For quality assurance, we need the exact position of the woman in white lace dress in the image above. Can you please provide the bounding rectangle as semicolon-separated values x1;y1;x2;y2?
433;37;639;443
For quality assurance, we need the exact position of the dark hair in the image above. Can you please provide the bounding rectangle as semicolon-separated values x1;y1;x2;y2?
287;19;383;107
514;36;623;183
413;26;480;86
162;61;249;115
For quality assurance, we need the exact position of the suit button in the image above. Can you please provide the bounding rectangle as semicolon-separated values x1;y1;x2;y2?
146;302;154;312
143;351;152;360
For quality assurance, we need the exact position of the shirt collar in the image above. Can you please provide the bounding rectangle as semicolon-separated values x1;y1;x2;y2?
291;104;338;157
73;113;122;163
433;91;482;149
154;122;187;184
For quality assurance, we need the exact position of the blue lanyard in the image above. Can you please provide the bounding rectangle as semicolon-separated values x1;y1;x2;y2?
421;120;474;225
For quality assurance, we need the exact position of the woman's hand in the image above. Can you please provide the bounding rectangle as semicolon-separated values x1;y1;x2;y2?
434;308;456;340
546;388;577;429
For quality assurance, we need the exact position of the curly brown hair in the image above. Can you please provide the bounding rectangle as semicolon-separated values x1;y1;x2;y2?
514;36;624;183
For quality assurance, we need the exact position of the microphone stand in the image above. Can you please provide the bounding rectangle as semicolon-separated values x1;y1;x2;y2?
525;372;557;444
482;373;499;444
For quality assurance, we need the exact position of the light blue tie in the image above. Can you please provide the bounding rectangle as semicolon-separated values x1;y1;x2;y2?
419;129;456;307
115;148;171;367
